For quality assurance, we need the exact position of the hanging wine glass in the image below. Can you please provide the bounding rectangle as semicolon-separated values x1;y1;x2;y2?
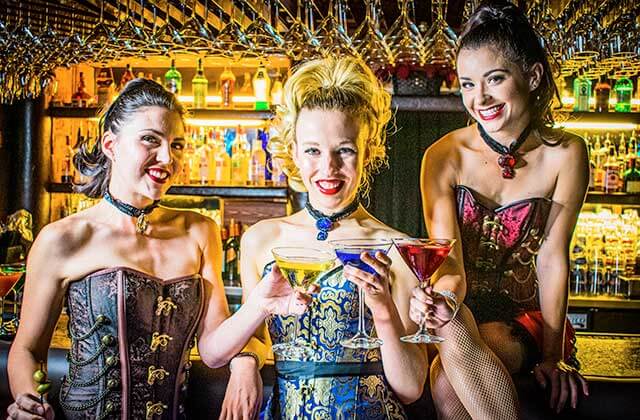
384;0;425;66
174;0;215;55
244;0;285;57
214;3;255;60
352;0;394;70
314;0;356;58
422;0;457;68
283;0;322;61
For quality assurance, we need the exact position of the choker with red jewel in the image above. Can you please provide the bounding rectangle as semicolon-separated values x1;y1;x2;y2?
477;123;532;179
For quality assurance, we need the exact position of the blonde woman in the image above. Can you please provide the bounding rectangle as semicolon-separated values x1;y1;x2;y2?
221;56;428;419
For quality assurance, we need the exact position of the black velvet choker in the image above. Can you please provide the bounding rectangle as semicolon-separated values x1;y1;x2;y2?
477;123;532;179
305;200;360;241
103;191;160;234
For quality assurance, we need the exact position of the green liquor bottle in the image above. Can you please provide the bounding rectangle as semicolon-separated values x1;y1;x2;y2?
192;58;208;109
164;58;182;95
614;77;633;112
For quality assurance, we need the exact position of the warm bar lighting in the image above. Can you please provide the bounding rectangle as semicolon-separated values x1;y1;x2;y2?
178;95;256;104
561;97;640;106
554;121;639;130
185;118;267;127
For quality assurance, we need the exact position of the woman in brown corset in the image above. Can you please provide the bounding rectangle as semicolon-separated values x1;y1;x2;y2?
410;1;590;417
7;78;310;420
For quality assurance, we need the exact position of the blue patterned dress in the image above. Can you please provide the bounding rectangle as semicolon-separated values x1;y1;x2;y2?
261;262;407;419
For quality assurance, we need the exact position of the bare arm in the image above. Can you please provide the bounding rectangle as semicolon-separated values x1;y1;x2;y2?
8;224;68;417
197;218;302;368
536;138;588;363
420;141;467;301
378;249;429;403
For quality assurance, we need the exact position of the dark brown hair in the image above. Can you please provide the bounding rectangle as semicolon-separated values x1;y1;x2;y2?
458;1;560;135
73;78;186;198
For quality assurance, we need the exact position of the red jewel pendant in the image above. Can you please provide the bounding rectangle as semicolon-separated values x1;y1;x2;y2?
497;154;516;179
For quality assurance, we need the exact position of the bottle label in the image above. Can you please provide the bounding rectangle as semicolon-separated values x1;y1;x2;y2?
626;180;640;193
604;169;621;192
166;79;179;94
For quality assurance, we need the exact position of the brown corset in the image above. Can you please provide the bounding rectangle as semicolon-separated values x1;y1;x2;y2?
60;267;204;420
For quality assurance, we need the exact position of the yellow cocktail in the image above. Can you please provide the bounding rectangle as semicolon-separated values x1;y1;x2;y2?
271;247;335;359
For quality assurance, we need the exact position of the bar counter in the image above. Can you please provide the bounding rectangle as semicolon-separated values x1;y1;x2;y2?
0;314;638;419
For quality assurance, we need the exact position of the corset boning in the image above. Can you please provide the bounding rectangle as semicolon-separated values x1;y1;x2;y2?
59;267;204;420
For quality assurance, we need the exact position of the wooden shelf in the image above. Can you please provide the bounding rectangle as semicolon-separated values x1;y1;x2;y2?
48;107;273;120
569;296;640;310
47;183;288;199
585;192;640;206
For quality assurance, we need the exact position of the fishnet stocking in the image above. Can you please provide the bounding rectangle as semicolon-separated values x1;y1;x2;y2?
435;304;520;420
430;354;472;420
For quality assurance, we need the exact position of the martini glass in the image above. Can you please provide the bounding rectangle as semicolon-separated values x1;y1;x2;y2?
329;239;392;349
0;263;25;337
271;247;335;359
393;238;455;344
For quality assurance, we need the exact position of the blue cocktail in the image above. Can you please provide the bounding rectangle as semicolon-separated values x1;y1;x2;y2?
329;239;392;349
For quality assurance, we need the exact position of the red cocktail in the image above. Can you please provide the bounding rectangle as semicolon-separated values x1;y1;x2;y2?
393;238;455;344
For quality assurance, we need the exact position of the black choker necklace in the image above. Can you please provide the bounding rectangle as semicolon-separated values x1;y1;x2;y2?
306;200;360;241
103;191;160;235
477;123;532;179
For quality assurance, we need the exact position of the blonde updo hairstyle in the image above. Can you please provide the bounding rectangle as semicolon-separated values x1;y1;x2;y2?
268;56;392;196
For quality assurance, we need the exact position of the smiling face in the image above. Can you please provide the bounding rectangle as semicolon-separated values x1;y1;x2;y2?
457;46;539;142
293;108;366;214
103;106;185;204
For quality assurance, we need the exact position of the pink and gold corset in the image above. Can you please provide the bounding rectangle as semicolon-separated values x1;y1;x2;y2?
454;185;552;324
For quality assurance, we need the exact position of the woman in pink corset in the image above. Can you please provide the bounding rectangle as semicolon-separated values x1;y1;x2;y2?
410;1;590;417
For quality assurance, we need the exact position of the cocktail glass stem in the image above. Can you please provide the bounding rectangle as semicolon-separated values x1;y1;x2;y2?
357;285;366;334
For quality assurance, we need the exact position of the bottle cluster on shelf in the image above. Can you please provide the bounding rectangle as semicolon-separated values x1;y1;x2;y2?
569;73;638;113
221;219;245;288
63;59;285;111
570;209;640;297
178;124;287;187
585;130;640;193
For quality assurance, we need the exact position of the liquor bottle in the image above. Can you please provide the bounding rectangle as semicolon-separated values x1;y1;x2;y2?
71;72;93;107
604;144;622;193
95;65;115;107
614;77;633;112
628;135;637;164
271;157;287;187
624;157;640;193
231;126;251;185
220;68;236;108
253;65;271;111
594;76;610;112
573;74;591;112
119;64;135;91
192;58;208;109
196;127;212;184
249;137;266;186
213;128;231;185
189;129;203;183
239;72;252;94
259;128;272;183
592;135;605;191
165;58;182;94
61;135;75;183
220;225;229;284
180;131;196;184
271;70;284;106
224;220;240;287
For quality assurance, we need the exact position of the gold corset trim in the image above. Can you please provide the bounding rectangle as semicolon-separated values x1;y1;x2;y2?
147;365;170;386
145;401;168;419
150;332;173;352
476;215;504;271
155;296;177;316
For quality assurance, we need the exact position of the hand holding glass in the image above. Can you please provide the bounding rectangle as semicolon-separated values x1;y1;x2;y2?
271;247;335;359
330;239;393;349
393;238;455;344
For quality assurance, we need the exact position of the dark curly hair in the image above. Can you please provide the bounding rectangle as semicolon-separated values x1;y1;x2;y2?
458;1;560;136
73;78;186;198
